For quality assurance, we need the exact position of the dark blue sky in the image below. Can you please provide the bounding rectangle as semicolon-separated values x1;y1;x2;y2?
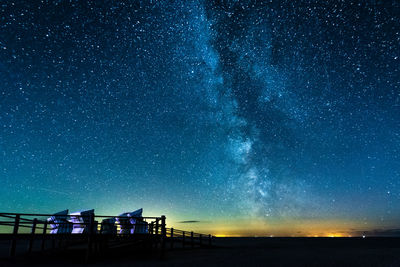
0;1;399;236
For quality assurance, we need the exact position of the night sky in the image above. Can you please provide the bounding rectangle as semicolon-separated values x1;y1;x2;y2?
1;1;399;237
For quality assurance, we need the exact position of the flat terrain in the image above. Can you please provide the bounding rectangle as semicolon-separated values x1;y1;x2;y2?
1;237;400;266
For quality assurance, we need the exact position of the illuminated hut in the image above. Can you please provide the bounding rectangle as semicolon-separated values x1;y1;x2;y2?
47;209;73;234
70;209;97;234
116;208;147;234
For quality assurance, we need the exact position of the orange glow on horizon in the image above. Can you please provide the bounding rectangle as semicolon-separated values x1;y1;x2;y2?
214;234;243;237
170;217;379;238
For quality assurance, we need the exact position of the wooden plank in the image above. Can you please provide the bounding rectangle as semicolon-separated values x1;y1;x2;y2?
86;213;94;262
160;215;166;259
9;214;20;257
170;228;174;249
41;220;47;251
27;218;37;253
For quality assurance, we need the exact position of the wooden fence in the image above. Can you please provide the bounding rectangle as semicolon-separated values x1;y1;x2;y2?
0;212;213;261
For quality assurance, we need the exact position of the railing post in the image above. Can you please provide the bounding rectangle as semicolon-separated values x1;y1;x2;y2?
170;228;174;249
191;231;194;248
160;215;166;259
182;231;185;248
86;213;94;262
150;222;154;235
208;234;212;246
9;214;20;257
41;220;48;251
148;221;154;249
28;218;38;253
50;219;55;249
155;219;159;237
199;234;202;247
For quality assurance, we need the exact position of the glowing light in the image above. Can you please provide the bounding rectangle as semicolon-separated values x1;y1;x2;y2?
214;233;242;237
214;234;228;237
326;233;344;238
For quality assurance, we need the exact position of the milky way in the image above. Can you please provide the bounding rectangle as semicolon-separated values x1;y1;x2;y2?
0;1;399;234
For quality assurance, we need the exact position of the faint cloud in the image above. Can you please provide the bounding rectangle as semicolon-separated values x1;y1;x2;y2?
178;220;210;224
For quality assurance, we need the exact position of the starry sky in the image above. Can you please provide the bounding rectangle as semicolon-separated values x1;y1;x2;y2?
0;1;399;237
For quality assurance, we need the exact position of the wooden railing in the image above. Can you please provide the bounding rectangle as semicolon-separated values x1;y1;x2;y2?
0;212;213;261
0;212;164;260
166;228;213;249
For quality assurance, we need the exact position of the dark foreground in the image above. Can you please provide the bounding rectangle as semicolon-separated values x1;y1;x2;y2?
1;237;400;266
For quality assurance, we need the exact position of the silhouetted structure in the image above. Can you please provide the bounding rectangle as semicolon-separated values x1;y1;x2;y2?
0;211;213;262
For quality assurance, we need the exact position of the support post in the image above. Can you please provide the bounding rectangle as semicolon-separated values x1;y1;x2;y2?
208;234;212;246
155;219;159;237
160;215;166;259
93;221;98;253
170;228;174;249
41;220;48;251
51;219;55;249
150;222;154;235
28;218;38;253
86;213;94;262
199;234;202;247
9;214;20;257
182;231;185;248
191;231;194;248
149;222;154;249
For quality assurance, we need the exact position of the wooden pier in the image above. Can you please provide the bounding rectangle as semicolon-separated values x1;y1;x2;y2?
0;212;213;262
